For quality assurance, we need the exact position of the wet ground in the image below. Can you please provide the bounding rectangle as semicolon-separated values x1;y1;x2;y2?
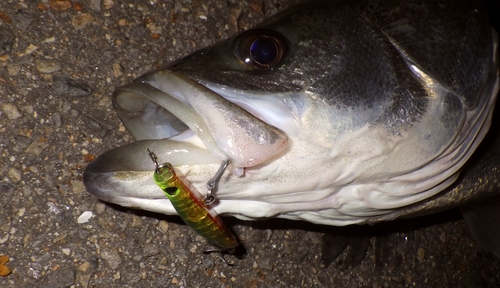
1;0;500;287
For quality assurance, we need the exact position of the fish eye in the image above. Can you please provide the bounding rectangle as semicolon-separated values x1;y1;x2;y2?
234;29;288;70
250;37;278;65
165;186;178;196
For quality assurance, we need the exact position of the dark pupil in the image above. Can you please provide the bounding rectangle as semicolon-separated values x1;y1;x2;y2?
165;186;178;195
250;37;277;65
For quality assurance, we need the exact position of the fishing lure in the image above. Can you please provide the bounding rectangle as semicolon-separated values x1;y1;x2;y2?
147;149;239;251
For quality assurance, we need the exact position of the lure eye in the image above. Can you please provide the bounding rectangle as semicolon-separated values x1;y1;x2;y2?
234;29;288;70
165;186;178;196
156;164;175;180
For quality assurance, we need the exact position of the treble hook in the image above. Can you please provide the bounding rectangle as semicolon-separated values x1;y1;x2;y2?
147;148;159;172
205;160;229;205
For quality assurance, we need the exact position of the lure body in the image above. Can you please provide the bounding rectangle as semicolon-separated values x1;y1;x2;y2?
153;161;238;250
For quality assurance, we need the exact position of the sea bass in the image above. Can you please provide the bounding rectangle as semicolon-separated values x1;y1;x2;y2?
83;0;499;233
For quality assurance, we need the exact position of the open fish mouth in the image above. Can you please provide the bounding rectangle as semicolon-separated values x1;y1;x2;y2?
83;69;297;217
113;70;290;172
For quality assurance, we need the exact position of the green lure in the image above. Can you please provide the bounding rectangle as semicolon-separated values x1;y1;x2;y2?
148;149;239;250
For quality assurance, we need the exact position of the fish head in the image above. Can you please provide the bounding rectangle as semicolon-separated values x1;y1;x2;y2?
84;0;499;226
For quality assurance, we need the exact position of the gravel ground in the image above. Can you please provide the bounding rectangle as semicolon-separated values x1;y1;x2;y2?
1;0;500;287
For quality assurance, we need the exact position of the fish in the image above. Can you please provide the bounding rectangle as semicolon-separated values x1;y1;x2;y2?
83;0;500;256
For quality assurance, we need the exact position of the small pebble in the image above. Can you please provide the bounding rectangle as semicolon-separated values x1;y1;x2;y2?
100;248;122;270
23;234;31;248
18;43;37;57
158;220;169;232
78;261;90;273
112;63;123;77
48;0;71;11
117;18;128;26
130;215;143;227
62;248;71;256
2;103;22;120
103;0;115;9
25;140;49;156
77;211;93;224
259;257;273;270
417;248;425;261
189;244;197;253
8;168;21;182
22;104;34;115
142;243;160;257
7;65;21;76
72;13;94;29
42;37;56;43
35;58;61;74
89;0;102;11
